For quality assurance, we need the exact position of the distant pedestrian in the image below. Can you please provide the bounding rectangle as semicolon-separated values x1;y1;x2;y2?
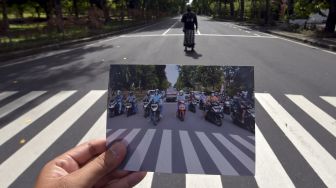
181;6;198;52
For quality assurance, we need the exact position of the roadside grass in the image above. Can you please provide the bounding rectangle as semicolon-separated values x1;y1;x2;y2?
0;19;142;53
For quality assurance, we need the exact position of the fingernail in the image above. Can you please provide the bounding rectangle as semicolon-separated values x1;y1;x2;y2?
108;141;125;159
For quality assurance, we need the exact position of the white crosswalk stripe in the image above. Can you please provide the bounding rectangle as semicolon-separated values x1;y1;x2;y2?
1;90;336;187
0;90;105;187
321;96;336;108
0;91;76;145
0;91;46;119
286;94;336;138
256;93;336;187
0;91;17;101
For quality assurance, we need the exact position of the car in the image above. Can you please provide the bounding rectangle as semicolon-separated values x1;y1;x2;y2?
166;87;177;102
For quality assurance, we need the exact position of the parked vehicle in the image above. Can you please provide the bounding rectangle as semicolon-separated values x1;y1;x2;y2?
166;87;178;102
205;102;223;126
150;102;160;125
230;99;255;133
177;101;186;121
108;100;124;117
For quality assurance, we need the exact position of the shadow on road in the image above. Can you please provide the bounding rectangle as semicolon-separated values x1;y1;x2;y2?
185;50;202;59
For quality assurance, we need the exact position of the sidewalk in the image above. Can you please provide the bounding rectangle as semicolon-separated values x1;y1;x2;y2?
234;21;336;52
265;29;336;52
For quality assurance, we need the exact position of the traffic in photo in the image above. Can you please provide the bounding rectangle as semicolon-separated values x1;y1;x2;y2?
107;64;255;175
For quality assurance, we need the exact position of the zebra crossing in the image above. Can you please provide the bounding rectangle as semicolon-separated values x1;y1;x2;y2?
0;90;335;187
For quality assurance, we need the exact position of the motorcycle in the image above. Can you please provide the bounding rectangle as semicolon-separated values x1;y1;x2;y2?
230;100;255;133
177;101;186;121
188;100;197;113
205;102;223;126
125;102;137;117
199;99;206;111
150;102;160;125
223;99;232;115
108;100;124;117
143;100;150;118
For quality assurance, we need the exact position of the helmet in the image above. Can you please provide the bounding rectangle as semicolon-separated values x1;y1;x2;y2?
211;91;215;96
147;90;150;95
155;89;159;94
117;90;121;95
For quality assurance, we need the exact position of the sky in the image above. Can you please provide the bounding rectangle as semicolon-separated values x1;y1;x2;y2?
165;65;179;86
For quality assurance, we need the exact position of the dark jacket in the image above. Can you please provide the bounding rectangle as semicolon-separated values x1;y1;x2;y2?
181;12;198;30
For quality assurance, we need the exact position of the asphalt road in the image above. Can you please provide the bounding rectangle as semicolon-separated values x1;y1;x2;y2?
107;102;254;175
0;16;336;188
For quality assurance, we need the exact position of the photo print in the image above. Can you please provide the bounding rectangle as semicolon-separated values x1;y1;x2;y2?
106;64;255;175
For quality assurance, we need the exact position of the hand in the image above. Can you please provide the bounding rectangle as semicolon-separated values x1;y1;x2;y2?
35;139;146;188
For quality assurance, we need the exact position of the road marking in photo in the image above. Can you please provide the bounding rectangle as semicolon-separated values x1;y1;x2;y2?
123;128;141;145
230;135;255;153
179;130;204;174
196;132;238;175
0;91;17;101
186;174;222;188
107;129;127;145
155;130;172;173
124;129;156;171
213;133;254;173
134;172;154;188
0;90;106;188
78;111;106;144
254;125;295;188
162;21;179;35
286;94;336;138
248;136;255;140
321;96;336;108
256;93;336;187
0;91;46;119
0;91;76;145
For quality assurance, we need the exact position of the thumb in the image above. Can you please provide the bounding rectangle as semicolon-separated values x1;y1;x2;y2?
68;141;127;187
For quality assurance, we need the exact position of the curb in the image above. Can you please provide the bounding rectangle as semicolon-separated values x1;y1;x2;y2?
0;20;162;62
265;30;336;52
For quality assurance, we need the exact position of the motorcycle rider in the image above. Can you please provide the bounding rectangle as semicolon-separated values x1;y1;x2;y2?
177;90;186;107
143;90;152;102
114;90;123;114
205;91;219;116
126;91;137;113
149;89;163;118
233;91;247;123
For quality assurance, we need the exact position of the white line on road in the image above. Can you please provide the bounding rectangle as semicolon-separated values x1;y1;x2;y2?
120;34;277;38
0;91;76;145
230;135;255;153
0;91;46;119
321;96;336;108
123;129;141;145
0;91;17;101
78;111;106;144
134;172;154;188
155;130;172;173
213;133;254;173
0;90;106;188
254;125;295;188
186;174;222;188
162;21;179;35
286;94;336;138
124;129;156;171
195;132;238;175
179;130;204;174
256;93;336;187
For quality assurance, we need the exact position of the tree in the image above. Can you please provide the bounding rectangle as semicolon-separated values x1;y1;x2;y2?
239;0;245;20
229;0;234;17
0;0;9;32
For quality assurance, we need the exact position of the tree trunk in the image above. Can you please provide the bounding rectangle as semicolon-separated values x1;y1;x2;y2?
73;0;78;18
54;0;64;32
103;0;110;23
325;0;336;33
251;0;256;18
287;0;294;16
265;0;270;25
1;0;9;32
240;0;244;20
229;0;234;17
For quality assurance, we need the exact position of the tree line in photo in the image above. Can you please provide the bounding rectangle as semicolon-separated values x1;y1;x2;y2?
109;64;170;93
175;65;254;97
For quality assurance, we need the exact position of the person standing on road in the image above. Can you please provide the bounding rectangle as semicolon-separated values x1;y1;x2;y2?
181;6;198;52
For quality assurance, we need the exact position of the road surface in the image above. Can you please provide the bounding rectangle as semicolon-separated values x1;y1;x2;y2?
0;16;336;188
